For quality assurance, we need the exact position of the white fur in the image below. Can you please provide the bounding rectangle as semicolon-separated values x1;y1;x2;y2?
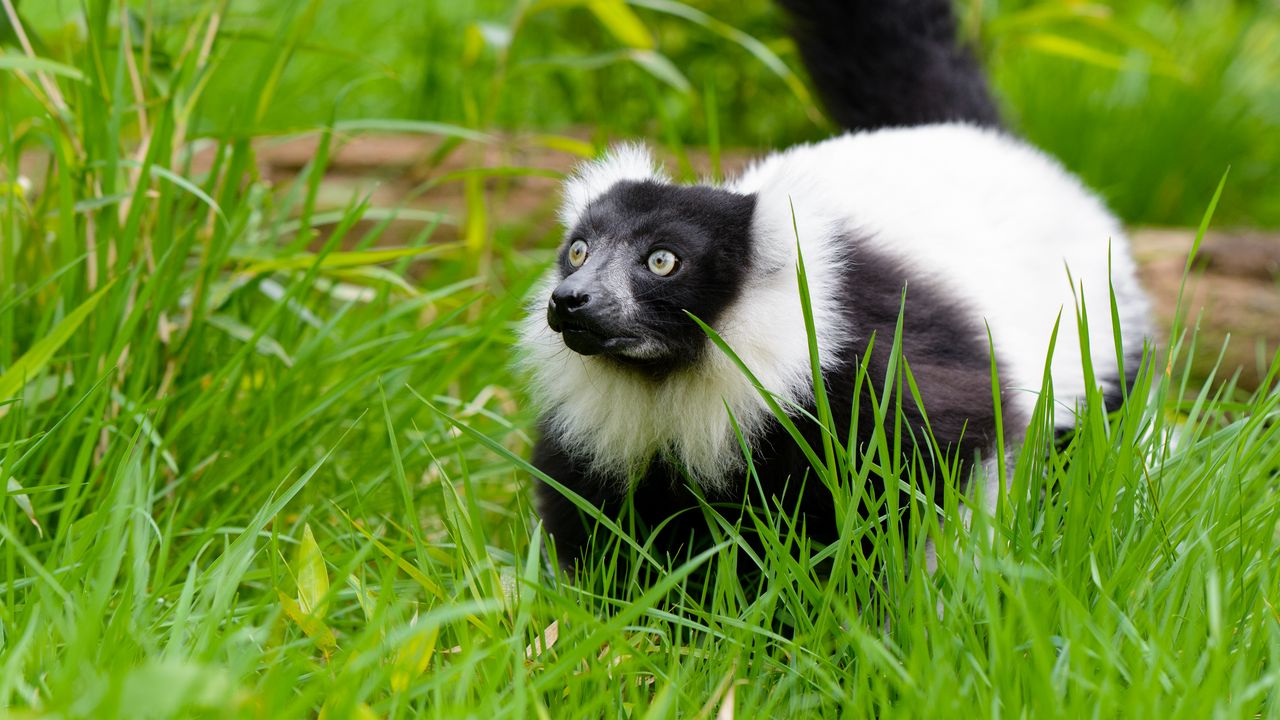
558;143;667;230
523;124;1151;490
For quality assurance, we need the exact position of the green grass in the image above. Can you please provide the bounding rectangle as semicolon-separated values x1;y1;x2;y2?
2;1;1279;717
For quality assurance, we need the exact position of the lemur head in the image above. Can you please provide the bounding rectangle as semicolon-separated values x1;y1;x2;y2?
521;143;850;482
545;148;756;374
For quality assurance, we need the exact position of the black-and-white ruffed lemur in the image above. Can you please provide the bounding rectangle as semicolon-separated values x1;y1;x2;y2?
519;0;1151;576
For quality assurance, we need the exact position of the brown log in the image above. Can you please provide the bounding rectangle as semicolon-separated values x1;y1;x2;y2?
1132;229;1280;391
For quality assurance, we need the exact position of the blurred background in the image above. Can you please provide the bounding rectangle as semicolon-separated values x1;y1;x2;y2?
2;3;1279;715
10;0;1280;227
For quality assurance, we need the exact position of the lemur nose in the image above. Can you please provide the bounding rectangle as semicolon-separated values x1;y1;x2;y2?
547;286;595;333
550;287;590;314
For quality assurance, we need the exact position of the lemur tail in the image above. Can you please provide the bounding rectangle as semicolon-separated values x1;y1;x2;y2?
775;0;1001;132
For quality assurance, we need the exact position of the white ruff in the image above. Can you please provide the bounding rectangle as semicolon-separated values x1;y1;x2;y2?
521;125;1151;489
522;146;851;491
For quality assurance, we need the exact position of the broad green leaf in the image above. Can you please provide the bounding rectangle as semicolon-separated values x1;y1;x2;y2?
391;610;440;692
587;0;654;49
0;279;116;406
295;523;329;618
277;590;337;655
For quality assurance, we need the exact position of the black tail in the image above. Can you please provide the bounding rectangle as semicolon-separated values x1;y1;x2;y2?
776;0;1001;132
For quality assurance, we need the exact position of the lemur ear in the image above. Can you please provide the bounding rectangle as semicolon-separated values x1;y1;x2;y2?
559;143;667;230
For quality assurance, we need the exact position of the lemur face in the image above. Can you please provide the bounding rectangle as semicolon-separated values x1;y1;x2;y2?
547;181;757;374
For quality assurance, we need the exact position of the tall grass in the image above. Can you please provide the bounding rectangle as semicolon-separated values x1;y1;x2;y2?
1;1;1278;718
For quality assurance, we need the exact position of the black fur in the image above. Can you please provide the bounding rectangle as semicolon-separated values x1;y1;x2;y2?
533;233;1012;573
776;0;1001;131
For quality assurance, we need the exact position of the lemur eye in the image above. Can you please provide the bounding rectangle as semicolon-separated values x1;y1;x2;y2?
567;239;589;268
647;249;678;277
